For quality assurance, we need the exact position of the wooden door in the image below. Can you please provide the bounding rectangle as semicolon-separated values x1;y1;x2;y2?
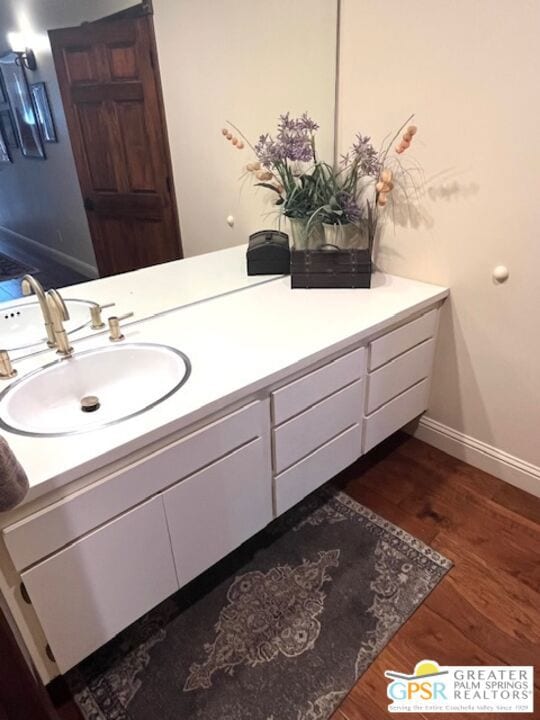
49;7;182;277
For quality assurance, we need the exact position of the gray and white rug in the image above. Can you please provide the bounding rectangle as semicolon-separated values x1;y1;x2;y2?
68;488;451;720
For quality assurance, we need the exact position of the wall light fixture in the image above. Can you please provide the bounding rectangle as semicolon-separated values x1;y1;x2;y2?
7;32;37;71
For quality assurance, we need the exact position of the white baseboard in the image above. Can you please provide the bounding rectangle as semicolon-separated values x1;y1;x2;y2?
410;416;540;498
0;225;98;279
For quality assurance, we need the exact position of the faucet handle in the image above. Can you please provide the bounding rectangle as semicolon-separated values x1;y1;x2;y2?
0;350;17;379
108;312;134;342
89;302;115;330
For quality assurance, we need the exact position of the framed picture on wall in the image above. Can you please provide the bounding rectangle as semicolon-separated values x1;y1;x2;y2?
0;53;45;159
0;125;11;163
0;109;18;148
30;82;57;143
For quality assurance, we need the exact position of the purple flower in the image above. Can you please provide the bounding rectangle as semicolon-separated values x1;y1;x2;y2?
284;135;314;163
337;191;364;223
277;112;319;135
255;113;319;167
297;112;320;132
342;133;381;176
278;112;297;132
254;133;287;166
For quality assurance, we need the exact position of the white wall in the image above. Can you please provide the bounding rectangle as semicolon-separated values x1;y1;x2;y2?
0;0;133;275
339;0;540;487
153;0;337;257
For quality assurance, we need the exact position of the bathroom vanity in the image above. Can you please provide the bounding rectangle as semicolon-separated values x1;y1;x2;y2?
0;249;448;683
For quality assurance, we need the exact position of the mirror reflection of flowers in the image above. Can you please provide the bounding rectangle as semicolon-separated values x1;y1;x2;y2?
222;112;419;253
222;112;328;249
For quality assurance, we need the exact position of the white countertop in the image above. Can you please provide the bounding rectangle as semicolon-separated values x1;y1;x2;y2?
4;245;281;359
61;243;282;315
1;269;448;506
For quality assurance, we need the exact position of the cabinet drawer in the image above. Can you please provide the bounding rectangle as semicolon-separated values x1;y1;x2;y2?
363;378;430;453
273;379;363;474
4;400;268;572
274;424;361;515
272;348;365;425
272;347;365;425
163;438;272;587
21;497;178;673
366;338;435;413
369;309;437;371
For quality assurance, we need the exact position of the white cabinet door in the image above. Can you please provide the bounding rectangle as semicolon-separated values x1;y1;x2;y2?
163;438;273;587
22;497;178;673
4;400;267;573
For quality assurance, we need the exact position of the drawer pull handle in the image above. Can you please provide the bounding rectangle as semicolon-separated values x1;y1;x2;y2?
45;644;56;663
20;582;31;605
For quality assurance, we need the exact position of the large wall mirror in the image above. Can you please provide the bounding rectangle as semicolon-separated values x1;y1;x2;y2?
0;0;338;300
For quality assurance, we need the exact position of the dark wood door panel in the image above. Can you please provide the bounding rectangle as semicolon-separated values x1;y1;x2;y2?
106;42;139;80
50;11;182;277
49;19;137;49
77;103;119;191
90;216;173;275
90;193;164;218
71;82;144;103
116;101;157;191
61;46;99;84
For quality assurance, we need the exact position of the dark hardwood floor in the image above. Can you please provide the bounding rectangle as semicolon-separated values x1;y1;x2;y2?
51;433;540;719
330;433;540;720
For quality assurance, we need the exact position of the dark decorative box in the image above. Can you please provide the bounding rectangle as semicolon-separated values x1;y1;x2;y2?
290;247;372;288
246;230;290;275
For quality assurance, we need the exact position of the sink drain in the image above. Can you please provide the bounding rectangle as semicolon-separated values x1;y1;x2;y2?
80;395;101;413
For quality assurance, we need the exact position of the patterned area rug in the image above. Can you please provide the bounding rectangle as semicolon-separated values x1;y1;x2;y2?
68;488;451;720
0;252;36;281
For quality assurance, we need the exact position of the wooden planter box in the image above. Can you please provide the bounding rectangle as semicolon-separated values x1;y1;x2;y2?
290;248;372;288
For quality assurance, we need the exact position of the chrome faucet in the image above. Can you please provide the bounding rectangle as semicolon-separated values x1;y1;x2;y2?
21;274;56;348
46;289;73;357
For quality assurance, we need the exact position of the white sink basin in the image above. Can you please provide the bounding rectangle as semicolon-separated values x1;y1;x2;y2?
0;299;97;351
0;343;191;436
